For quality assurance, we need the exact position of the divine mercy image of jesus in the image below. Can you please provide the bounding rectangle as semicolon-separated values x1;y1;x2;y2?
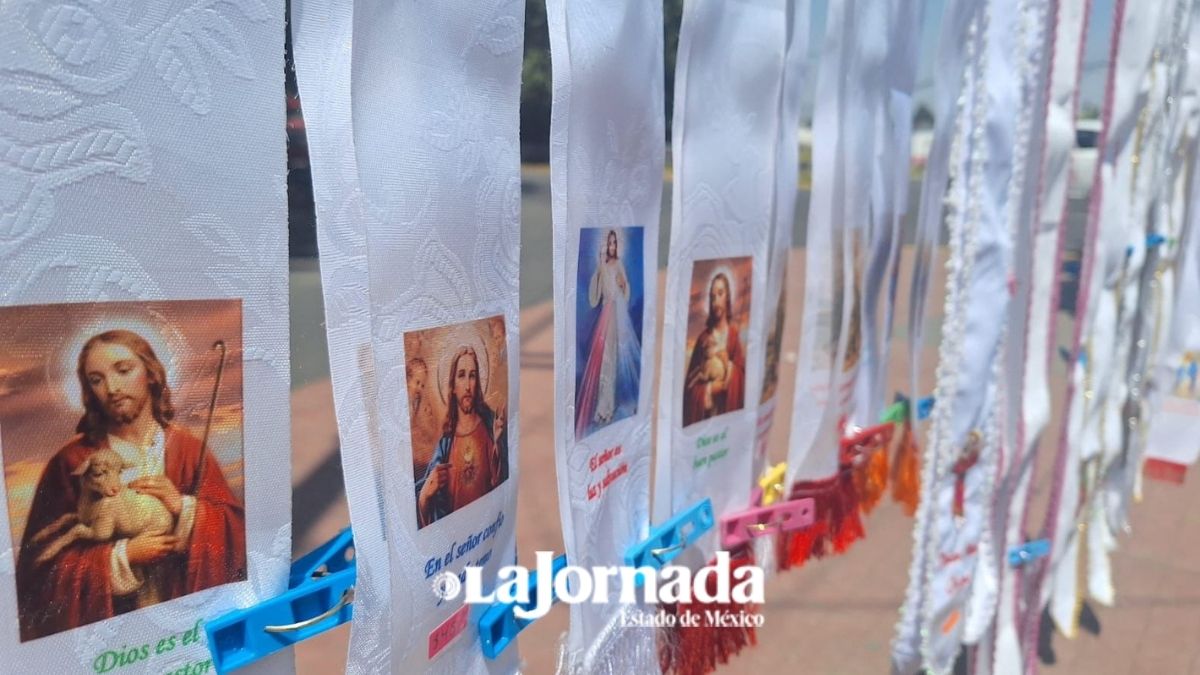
1;300;246;642
574;227;645;440
409;315;510;529
682;257;752;427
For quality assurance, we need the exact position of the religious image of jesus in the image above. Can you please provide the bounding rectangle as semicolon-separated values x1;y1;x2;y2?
683;271;747;426
14;329;245;641
414;345;509;528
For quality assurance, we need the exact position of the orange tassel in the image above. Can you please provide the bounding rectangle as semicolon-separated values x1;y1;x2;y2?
659;552;760;675
778;466;868;570
891;423;920;517
854;442;890;514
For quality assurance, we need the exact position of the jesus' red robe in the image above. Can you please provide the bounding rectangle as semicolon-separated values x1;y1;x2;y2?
15;424;245;642
683;323;746;426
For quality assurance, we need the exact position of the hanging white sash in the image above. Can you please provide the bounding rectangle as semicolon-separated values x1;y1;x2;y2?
754;0;812;485
0;0;292;671
963;0;1054;652
892;1;985;670
545;1;664;671
652;0;786;562
910;0;1022;668
1143;11;1200;483
291;0;393;671
992;1;1092;671
854;0;924;430
1140;14;1200;485
1144;144;1200;481
328;1;528;671
1044;0;1173;637
1106;0;1200;529
782;1;888;568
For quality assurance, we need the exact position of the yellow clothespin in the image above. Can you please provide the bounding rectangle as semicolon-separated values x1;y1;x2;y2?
758;462;788;506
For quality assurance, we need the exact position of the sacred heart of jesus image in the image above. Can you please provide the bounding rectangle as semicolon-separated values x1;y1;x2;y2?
0;299;247;642
407;314;511;529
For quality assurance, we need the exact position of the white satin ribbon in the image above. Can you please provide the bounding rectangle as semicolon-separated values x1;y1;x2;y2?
1142;15;1200;480
965;0;1054;651
652;0;786;563
892;1;985;670
786;0;888;487
992;1;1092;671
1144;141;1200;474
914;0;1022;667
546;1;664;671
1106;0;1200;532
0;0;291;669
855;0;924;428
327;1;527;671
291;0;393;670
754;0;812;484
1045;0;1176;637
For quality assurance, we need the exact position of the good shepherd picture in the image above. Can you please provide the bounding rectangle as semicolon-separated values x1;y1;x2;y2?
574;227;646;440
1;300;246;642
682;257;752;427
408;315;510;529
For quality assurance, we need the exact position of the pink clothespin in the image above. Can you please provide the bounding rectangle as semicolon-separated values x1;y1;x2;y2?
719;497;816;549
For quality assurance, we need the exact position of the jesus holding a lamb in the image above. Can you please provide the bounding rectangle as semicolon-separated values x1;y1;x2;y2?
15;330;245;641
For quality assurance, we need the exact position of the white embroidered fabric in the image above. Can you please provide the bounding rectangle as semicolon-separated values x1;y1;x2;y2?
351;1;524;672
290;0;393;671
652;0;787;562
0;0;292;670
545;1;664;672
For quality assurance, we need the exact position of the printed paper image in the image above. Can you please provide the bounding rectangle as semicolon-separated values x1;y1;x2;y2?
1171;351;1200;398
408;315;510;529
683;257;752;427
760;281;787;404
574;227;646;440
0;300;246;642
832;230;864;372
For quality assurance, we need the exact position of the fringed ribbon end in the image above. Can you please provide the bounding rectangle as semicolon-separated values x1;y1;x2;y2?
890;423;921;517
658;552;759;675
777;470;866;570
854;441;890;514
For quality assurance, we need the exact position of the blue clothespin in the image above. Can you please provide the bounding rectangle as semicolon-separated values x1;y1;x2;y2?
1007;538;1051;567
478;553;567;659
1147;233;1166;248
916;396;936;421
625;498;714;572
205;528;356;673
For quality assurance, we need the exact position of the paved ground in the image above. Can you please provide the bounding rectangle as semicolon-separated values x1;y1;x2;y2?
280;170;1195;673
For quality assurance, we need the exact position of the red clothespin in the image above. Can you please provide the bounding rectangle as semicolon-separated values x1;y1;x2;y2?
839;422;895;466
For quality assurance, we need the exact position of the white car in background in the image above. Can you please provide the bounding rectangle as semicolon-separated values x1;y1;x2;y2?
1069;118;1101;200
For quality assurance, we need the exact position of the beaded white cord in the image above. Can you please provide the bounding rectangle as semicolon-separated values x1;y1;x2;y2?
965;0;1050;645
892;11;979;668
918;2;991;669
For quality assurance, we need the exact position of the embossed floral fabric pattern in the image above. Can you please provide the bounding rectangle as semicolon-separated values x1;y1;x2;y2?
653;0;787;556
347;0;525;672
546;1;664;671
0;0;291;670
291;0;393;671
